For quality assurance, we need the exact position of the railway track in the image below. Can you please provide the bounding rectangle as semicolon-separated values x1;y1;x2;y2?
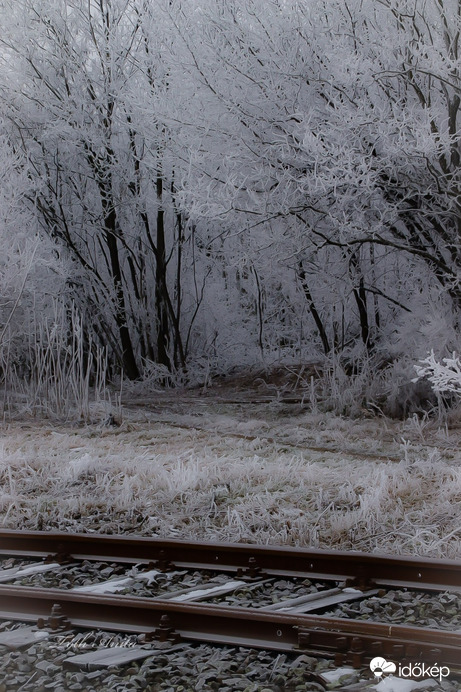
0;530;459;689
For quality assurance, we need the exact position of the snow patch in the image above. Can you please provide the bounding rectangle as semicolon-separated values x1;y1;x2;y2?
72;576;134;594
170;580;246;602
14;562;61;577
320;667;356;682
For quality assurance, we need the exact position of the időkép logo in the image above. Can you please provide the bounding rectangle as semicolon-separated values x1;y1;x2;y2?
369;657;450;683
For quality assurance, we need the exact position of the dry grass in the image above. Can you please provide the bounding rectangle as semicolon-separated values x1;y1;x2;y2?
0;397;460;559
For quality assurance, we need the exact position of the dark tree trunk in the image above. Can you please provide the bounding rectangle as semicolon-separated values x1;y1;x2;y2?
298;262;331;355
155;173;171;370
103;204;140;380
349;251;372;351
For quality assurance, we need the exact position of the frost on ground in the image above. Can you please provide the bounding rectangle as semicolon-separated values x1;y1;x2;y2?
0;394;460;559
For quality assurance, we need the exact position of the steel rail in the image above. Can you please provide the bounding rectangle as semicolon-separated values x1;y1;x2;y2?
0;585;459;668
0;530;459;591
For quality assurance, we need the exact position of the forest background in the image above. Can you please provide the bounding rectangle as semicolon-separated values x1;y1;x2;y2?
0;0;460;417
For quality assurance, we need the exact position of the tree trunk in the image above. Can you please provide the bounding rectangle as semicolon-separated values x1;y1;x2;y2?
103;204;140;380
349;251;372;351
298;262;331;355
155;172;171;370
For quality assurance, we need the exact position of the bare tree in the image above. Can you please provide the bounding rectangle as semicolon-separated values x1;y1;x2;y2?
174;0;461;355
0;0;193;378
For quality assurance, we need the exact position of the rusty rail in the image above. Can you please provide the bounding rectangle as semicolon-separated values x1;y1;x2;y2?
0;530;459;591
0;585;459;668
0;531;460;670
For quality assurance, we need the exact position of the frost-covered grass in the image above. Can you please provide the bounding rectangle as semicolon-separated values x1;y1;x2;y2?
0;397;460;559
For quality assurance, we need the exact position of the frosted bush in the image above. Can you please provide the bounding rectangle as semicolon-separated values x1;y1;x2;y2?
414;351;461;396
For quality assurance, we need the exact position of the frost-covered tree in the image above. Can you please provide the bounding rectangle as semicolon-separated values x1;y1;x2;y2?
174;0;461;357
0;125;66;380
0;0;201;378
369;0;461;308
1;0;461;382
